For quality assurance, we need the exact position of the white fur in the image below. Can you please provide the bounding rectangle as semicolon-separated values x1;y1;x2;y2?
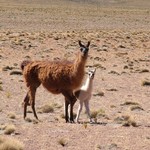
74;68;96;123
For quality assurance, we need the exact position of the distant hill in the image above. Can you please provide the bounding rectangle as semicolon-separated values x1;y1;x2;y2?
0;0;150;9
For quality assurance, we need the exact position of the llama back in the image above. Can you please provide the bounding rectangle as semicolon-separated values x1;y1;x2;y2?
37;61;85;91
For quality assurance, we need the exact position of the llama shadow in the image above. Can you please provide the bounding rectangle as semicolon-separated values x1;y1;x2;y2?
77;121;107;126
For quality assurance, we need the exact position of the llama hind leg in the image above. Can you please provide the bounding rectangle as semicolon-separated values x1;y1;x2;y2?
84;100;92;123
75;101;83;123
28;87;38;120
23;93;29;119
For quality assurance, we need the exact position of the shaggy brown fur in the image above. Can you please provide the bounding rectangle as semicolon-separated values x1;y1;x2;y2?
21;41;90;123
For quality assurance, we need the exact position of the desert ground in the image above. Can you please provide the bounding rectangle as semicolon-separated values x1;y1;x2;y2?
0;0;150;150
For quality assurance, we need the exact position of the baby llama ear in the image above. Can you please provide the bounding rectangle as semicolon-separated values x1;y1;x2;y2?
93;68;96;73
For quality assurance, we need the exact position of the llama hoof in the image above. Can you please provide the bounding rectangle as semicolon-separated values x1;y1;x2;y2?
89;121;94;124
65;120;69;123
75;120;80;124
89;119;94;124
69;120;75;123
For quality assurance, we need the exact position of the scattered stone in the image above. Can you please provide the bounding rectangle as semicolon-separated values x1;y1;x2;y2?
93;91;104;97
2;66;13;71
118;45;126;48
142;80;150;86
10;71;22;75
108;70;120;75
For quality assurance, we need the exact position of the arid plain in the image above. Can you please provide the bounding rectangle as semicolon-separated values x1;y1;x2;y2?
0;0;150;150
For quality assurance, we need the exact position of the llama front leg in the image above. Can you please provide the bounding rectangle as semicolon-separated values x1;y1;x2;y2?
64;99;69;123
69;96;77;123
63;91;75;123
75;101;83;123
84;100;92;123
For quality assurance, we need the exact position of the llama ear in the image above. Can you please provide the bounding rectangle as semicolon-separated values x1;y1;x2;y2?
86;41;91;47
79;40;83;47
94;68;96;73
87;66;90;71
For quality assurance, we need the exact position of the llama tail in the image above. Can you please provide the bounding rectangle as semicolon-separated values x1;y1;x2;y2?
21;60;31;71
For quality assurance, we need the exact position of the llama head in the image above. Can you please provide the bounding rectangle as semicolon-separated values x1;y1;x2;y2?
79;41;90;57
88;68;96;79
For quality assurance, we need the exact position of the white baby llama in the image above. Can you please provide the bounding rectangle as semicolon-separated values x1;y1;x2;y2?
74;68;96;123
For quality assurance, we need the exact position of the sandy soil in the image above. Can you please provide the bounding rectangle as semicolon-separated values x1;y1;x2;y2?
0;0;150;150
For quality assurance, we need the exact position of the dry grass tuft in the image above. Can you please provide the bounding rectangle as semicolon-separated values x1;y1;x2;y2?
0;85;3;91
90;110;98;119
60;113;65;119
121;101;140;106
0;124;6;130
83;122;88;129
8;112;16;119
90;109;105;119
130;105;144;111
142;80;150;86
58;138;67;147
4;124;16;135
52;103;62;109
38;104;54;113
25;118;32;122
93;91;104;97
114;115;138;127
0;136;24;150
6;92;11;98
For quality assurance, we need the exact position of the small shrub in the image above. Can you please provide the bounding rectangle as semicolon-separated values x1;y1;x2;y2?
38;104;54;113
25;118;32;122
130;105;144;111
93;91;104;97
121;101;139;106
114;115;130;124
58;138;67;147
142;80;150;86
0;124;6;130
139;69;149;73
6;92;11;98
110;105;116;108
96;144;102;149
4;124;16;135
0;136;24;150
114;115;138;127
122;119;137;127
10;71;22;75
60;114;65;119
90;110;98;118
0;85;3;91
83;122;88;129
8;113;16;119
52;103;62;109
91;109;105;119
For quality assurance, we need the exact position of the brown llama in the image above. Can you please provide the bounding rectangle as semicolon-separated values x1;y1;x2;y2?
21;41;90;123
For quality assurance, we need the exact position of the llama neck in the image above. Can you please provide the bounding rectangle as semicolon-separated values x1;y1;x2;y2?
84;77;93;91
73;53;87;75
